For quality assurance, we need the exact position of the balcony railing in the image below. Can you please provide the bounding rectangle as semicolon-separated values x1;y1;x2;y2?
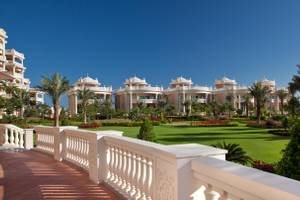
1;124;300;200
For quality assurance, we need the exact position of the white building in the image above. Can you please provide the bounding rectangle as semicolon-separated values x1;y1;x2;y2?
0;28;44;104
68;76;112;115
114;76;164;112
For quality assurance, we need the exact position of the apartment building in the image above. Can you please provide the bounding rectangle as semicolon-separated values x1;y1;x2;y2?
114;76;163;112
0;28;44;104
68;76;112;115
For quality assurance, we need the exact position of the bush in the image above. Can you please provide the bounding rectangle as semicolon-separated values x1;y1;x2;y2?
212;142;252;165
101;121;160;127
187;115;206;121
191;120;239;127
137;119;156;142
271;115;285;121
268;129;290;136
79;122;101;129
247;120;282;128
277;119;300;180
60;118;72;126
252;160;275;173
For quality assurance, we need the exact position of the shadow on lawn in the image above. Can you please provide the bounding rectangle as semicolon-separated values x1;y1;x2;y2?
157;135;289;143
159;131;268;137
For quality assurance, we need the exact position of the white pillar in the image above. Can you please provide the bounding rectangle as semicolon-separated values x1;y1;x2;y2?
24;129;34;149
129;93;133;110
182;92;186;114
74;94;78;114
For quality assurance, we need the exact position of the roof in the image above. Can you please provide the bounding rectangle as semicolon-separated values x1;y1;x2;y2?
125;76;147;85
170;76;193;85
77;76;100;85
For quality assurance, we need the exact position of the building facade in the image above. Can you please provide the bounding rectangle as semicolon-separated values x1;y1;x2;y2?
114;76;163;112
68;76;112;115
0;28;44;104
112;76;286;115
164;77;211;114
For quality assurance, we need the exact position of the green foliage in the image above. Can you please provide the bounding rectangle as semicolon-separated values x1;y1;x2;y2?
248;82;271;124
77;87;95;123
212;141;252;165
137;119;156;142
277;119;300;180
38;73;70;126
282;117;289;130
98;100;114;119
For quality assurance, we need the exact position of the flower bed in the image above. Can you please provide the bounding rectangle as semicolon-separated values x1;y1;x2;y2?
79;122;101;129
246;120;282;129
191;120;238;127
252;160;276;173
102;121;160;127
268;129;290;137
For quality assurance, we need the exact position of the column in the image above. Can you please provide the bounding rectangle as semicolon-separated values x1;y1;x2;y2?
182;92;186;114
129;92;133;110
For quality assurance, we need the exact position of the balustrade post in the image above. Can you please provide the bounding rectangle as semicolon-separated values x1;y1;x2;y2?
4;128;8;144
97;134;107;183
54;128;62;161
9;128;14;145
24;129;33;149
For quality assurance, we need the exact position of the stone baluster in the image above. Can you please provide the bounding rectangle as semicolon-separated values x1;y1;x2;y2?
117;148;123;186
130;153;137;197
146;159;153;200
10;128;14;145
219;191;230;200
140;157;147;200
134;155;142;199
113;147;119;185
19;132;24;148
4;128;8;144
204;184;220;200
126;152;132;193
15;131;19;146
122;150;127;189
108;146;114;181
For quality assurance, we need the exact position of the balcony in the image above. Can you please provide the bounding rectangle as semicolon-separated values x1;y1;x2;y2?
136;98;157;104
1;124;300;200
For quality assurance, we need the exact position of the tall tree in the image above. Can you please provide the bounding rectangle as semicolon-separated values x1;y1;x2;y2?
77;87;95;124
277;89;288;115
248;82;271;124
12;88;31;118
243;94;252;117
38;73;70;127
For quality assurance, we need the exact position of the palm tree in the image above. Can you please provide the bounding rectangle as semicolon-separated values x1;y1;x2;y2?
277;89;288;115
13;88;31;118
38;73;70;127
243;94;251;117
212;142;252;165
248;82;271;124
77;87;95;124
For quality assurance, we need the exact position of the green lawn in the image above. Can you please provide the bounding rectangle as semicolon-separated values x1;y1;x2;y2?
91;123;290;163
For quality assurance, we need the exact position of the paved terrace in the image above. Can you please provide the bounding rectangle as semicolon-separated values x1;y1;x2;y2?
0;149;121;200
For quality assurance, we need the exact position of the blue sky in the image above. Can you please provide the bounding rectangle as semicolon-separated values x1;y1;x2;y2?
1;0;299;105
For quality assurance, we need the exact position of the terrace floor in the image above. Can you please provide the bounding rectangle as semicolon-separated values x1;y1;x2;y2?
0;149;121;200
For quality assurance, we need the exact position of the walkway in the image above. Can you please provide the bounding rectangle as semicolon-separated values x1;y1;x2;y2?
0;149;122;200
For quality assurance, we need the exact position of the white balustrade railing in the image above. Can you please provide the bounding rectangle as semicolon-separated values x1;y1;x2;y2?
28;126;300;200
0;124;33;149
191;157;300;200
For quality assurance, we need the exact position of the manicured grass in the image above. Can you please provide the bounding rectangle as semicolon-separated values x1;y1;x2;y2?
90;123;290;163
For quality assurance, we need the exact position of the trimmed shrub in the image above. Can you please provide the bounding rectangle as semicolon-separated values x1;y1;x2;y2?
101;121;160;127
277;119;300;180
191;120;239;127
268;129;290;136
137;119;156;142
252;160;275;173
79;122;101;129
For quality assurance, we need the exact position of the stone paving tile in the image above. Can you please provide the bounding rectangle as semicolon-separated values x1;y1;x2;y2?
0;150;122;200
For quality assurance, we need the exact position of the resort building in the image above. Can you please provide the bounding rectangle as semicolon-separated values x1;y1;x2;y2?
0;28;44;104
164;77;212;114
68;76;112;115
114;76;163;111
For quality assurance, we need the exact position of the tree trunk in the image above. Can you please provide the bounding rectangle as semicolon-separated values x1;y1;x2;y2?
256;102;261;125
54;102;60;127
246;104;249;117
84;110;87;124
281;100;284;115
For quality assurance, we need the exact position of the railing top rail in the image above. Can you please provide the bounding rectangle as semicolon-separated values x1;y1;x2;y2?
104;135;227;159
192;156;300;200
0;124;24;132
